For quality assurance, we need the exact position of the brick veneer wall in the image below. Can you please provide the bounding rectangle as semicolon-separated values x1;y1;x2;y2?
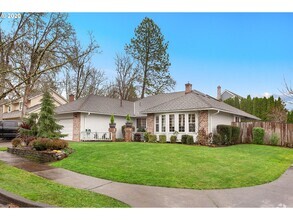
146;113;154;134
73;112;81;141
198;110;209;133
7;147;59;163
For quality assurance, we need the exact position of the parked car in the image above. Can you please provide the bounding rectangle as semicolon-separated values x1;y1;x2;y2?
0;120;19;139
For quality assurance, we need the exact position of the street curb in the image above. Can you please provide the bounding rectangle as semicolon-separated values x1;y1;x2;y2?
0;188;56;208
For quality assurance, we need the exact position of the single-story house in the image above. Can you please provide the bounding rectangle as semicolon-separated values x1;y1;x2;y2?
55;83;259;142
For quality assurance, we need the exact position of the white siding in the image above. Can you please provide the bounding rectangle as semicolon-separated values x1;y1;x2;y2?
56;113;74;141
210;111;234;134
81;113;133;139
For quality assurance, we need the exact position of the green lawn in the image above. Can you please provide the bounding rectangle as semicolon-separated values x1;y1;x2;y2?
0;161;129;207
52;142;293;189
0;147;7;151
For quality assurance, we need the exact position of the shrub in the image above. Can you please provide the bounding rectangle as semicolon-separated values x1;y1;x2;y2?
134;133;142;142
126;114;132;122
270;133;280;146
170;135;177;143
115;138;124;142
212;134;222;146
197;129;208;145
231;126;240;144
148;134;157;143
49;139;68;150
110;115;115;124
217;125;232;145
12;138;22;148
144;132;150;142
252;127;265;145
137;127;146;132
30;138;68;151
186;135;194;145
159;135;166;143
181;135;188;144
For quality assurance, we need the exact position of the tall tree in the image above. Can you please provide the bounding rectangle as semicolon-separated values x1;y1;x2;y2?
115;54;138;106
125;17;175;99
1;13;77;118
37;90;65;138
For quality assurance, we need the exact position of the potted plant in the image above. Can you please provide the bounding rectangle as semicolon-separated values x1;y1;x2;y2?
109;114;116;128
125;114;133;128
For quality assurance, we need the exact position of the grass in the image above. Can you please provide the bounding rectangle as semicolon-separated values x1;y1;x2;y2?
0;161;129;207
0;147;7;151
52;142;293;189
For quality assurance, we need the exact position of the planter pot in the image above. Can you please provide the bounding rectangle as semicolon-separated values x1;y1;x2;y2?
109;123;116;128
125;122;133;128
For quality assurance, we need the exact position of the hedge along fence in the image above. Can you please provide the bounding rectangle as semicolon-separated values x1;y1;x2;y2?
232;121;293;146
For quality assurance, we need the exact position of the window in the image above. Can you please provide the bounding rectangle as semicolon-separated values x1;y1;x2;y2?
137;118;146;130
161;115;166;132
155;115;159;132
235;117;240;122
169;114;175;132
8;105;11;112
188;114;196;132
179;114;185;132
19;102;23;111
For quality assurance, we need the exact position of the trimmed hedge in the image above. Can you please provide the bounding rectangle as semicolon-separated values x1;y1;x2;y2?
144;132;150;142
270;133;280;146
217;125;232;145
181;135;188;144
159;135;166;143
186;135;194;145
148;134;157;143
252;127;265;145
170;135;177;143
231;126;240;144
212;134;222;145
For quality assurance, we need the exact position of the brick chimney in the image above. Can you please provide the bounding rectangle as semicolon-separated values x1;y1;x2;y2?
69;94;75;102
217;85;222;101
185;83;192;94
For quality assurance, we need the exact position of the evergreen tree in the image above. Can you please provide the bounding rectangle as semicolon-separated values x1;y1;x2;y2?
37;90;65;138
288;110;293;123
125;17;175;98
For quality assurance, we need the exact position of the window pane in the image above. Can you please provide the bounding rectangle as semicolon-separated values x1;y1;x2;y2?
189;114;195;132
161;115;166;132
156;116;159;132
179;114;185;132
169;114;174;132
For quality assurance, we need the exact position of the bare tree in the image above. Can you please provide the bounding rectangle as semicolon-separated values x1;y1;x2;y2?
1;13;79;118
281;78;293;103
115;54;138;106
62;34;105;99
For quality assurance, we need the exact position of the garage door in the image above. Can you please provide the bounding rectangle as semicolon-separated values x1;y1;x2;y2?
58;119;73;141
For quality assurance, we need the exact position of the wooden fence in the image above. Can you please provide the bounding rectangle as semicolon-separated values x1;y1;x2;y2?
232;122;293;146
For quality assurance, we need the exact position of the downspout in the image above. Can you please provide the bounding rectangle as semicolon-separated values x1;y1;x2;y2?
210;110;220;134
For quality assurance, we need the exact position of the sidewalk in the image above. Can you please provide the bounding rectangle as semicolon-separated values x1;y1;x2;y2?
1;151;293;207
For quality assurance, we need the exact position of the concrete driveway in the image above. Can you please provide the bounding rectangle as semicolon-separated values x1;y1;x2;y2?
0;151;293;208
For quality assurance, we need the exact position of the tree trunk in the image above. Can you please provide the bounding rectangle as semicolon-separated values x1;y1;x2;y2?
21;85;31;119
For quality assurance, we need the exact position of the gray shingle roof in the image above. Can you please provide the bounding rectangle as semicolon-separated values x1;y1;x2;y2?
140;90;260;120
55;90;260;120
55;94;135;117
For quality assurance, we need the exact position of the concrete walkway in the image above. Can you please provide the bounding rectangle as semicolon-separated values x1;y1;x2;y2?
0;151;293;207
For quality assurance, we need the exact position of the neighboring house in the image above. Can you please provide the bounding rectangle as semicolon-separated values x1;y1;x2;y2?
217;86;244;101
56;83;260;142
1;89;67;121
